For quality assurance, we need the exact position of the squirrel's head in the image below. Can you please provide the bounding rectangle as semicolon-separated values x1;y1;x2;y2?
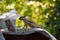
19;16;25;20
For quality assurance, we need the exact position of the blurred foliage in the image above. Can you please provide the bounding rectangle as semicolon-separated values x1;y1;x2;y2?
55;0;60;40
0;0;60;40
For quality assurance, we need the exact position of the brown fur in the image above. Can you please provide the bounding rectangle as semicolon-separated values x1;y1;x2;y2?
19;16;43;29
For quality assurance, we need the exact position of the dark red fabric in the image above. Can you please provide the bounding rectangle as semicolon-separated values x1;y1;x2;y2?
3;32;50;40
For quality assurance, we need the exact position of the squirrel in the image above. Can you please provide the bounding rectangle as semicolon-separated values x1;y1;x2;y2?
19;16;43;29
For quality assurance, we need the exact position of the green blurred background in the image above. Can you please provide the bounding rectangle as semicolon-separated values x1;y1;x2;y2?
0;0;60;40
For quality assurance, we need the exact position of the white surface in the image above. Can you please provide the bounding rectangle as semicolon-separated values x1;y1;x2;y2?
0;10;20;20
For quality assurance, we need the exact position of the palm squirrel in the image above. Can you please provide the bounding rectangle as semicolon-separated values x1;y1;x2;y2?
19;16;43;29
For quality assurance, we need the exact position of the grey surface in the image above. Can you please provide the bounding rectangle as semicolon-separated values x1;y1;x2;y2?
0;20;6;29
2;28;57;40
0;32;5;40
